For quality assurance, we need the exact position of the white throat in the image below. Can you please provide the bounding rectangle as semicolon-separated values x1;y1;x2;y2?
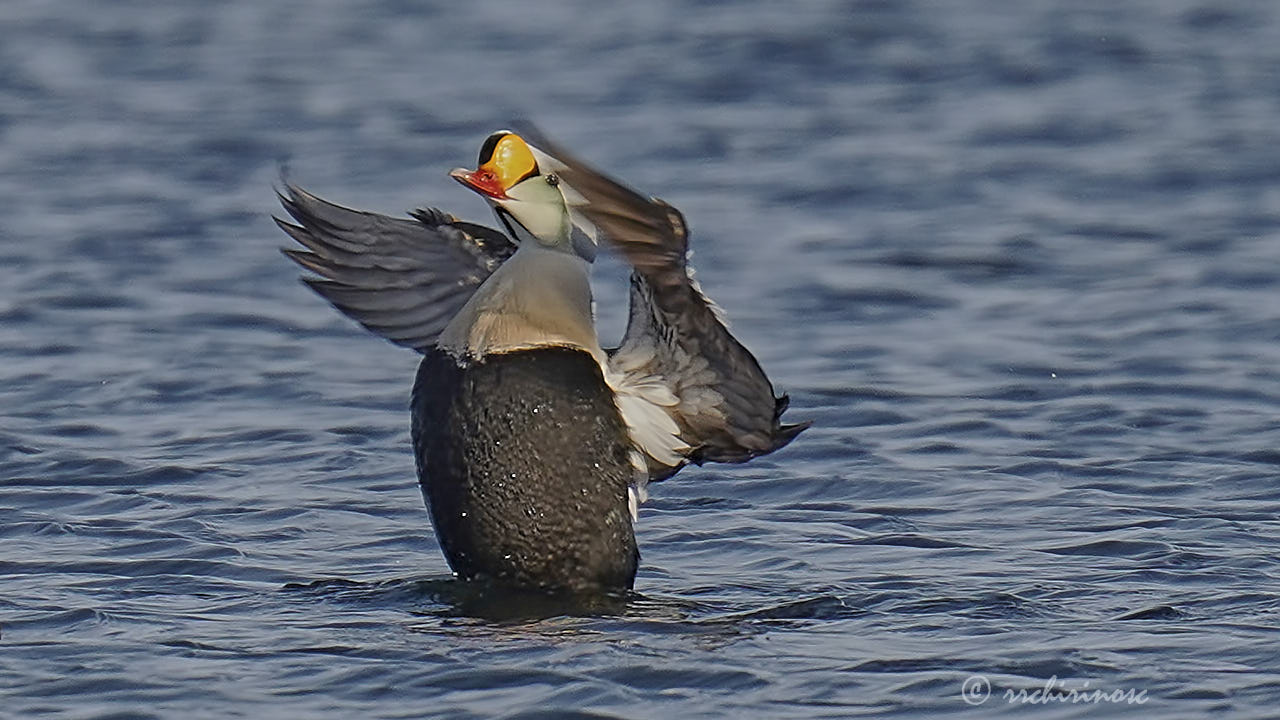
437;243;601;361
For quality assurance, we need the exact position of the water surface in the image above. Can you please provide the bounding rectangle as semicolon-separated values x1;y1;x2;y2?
3;1;1280;717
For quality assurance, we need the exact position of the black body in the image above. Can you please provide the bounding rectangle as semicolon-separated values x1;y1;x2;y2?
411;346;639;592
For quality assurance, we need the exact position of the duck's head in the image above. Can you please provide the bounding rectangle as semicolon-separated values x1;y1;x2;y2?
451;131;593;260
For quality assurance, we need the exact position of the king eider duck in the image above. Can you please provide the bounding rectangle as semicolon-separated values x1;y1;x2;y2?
274;127;808;593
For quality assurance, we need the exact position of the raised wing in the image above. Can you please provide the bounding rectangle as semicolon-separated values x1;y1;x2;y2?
518;126;810;482
274;183;516;352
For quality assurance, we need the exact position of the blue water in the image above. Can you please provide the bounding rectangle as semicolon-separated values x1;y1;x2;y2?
3;1;1280;717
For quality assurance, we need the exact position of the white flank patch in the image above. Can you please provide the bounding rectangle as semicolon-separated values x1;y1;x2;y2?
626;450;650;522
605;359;689;469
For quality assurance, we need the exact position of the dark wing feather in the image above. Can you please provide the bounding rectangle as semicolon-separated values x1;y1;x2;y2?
274;183;516;352
518;125;809;481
